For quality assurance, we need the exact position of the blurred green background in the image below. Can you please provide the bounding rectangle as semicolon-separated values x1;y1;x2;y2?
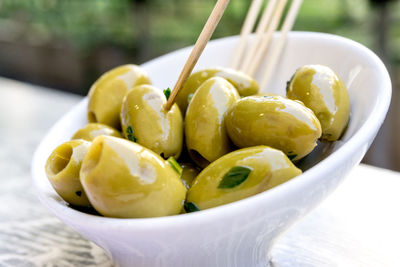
0;0;399;170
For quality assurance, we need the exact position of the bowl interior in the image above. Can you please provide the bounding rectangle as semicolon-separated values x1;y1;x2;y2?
32;32;391;221
141;31;391;171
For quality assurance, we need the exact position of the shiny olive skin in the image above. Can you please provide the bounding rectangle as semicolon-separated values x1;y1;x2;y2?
187;146;302;210
79;136;187;218
71;123;122;141
176;67;259;114
87;64;151;129
180;163;200;189
225;95;322;160
185;77;240;168
45;140;91;206
286;65;350;141
120;85;183;159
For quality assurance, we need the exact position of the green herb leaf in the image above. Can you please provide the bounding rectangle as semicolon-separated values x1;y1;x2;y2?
75;191;82;197
167;157;182;175
287;154;297;161
187;93;194;104
126;126;137;142
163;87;171;100
218;166;252;189
184;202;200;213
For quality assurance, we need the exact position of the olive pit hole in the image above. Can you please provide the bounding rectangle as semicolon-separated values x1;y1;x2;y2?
51;144;73;175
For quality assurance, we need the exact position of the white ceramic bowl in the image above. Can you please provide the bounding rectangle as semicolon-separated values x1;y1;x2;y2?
32;32;391;267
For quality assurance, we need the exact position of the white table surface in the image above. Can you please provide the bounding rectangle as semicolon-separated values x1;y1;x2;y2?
0;77;399;267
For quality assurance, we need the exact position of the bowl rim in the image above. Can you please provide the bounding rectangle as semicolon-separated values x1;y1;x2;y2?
31;31;392;230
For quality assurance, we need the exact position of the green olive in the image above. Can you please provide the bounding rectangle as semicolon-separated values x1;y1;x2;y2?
71;123;122;141
87;64;151;129
286;65;350;141
176;67;259;114
225;95;322;160
80;136;187;218
180;163;200;189
120;85;183;159
256;92;281;97
45;140;91;206
185;77;240;168
186;146;302;210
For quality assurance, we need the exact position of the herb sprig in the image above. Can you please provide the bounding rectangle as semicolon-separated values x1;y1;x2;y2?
218;166;252;189
167;157;182;175
126;126;137;142
184;202;200;213
163;87;171;100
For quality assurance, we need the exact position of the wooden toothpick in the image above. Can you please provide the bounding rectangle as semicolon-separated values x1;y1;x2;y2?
230;0;263;70
165;0;230;110
260;0;303;89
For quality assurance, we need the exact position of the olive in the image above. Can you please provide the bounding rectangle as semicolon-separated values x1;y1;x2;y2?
79;136;187;218
225;95;322;160
120;85;183;159
256;92;280;97
185;77;240;168
180;163;200;189
87;64;151;129
176;67;259;114
71;123;122;141
45;140;91;206
186;146;302;210
286;64;350;141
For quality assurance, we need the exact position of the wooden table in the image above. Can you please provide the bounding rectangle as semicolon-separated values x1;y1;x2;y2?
0;78;399;266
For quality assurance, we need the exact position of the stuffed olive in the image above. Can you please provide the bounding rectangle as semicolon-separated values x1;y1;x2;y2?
45;140;91;206
120;84;183;159
87;64;151;129
176;67;259;114
71;123;122;141
186;146;302;210
225;95;322;160
286;65;350;141
79;136;187;218
185;77;240;168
